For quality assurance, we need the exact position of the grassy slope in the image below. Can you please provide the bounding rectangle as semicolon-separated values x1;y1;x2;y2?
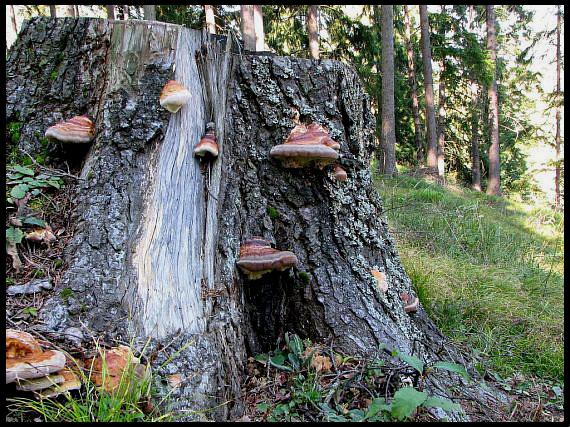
373;173;564;383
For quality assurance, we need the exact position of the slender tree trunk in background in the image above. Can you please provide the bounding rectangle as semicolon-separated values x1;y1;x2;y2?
204;5;216;34
372;5;384;169
554;5;561;210
74;5;79;17
419;5;439;171
106;5;115;20
9;5;17;34
49;5;57;18
253;5;265;51
379;5;397;176
240;5;255;51
307;5;320;59
64;5;75;18
470;83;482;191
468;5;481;191
123;5;129;19
404;5;423;166
437;61;446;178
486;5;501;196
143;5;156;21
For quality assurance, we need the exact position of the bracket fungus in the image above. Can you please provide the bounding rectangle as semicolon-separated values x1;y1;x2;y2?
236;238;299;280
160;80;191;113
85;345;147;393
6;329;67;385
333;164;348;182
194;122;219;158
45;115;95;144
400;293;419;313
270;123;340;169
36;369;82;398
371;269;388;293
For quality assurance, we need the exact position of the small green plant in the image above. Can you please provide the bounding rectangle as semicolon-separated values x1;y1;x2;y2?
50;70;58;80
298;271;311;285
60;287;74;303
7;121;23;144
21;307;38;317
266;205;279;219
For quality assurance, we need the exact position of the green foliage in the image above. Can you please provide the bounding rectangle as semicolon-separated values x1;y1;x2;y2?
390;387;428;420
266;205;279;219
298;271;311;284
7;121;23;145
60;287;74;303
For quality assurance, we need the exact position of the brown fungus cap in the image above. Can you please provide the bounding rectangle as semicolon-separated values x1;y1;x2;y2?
15;372;65;392
45;115;95;144
6;350;67;384
333;164;348;182
236;238;298;280
269;123;340;169
6;329;42;358
160;80;191;113
36;369;82;398
194;122;219;158
400;293;419;313
85;345;146;393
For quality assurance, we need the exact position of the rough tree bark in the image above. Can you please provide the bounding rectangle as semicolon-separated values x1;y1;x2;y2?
419;5;439;172
486;5;501;196
403;5;423;166
379;5;397;176
6;17;508;421
204;4;216;35
307;5;320;60
240;5;255;51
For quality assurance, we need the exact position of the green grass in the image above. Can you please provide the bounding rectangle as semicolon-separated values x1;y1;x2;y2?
374;173;564;383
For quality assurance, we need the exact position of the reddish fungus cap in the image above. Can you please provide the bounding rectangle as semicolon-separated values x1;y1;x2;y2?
333;164;348;182
269;123;340;169
194;122;219;158
236;238;299;280
160;80;191;113
45;115;95;144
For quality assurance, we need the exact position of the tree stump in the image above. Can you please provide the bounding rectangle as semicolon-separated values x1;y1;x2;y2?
6;17;508;421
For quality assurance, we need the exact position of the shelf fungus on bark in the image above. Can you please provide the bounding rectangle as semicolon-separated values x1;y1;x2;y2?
269;123;340;169
36;369;82;398
194;122;219;158
45;115;95;144
400;292;419;313
85;345;147;393
236;238;299;280
333;164;348;182
371;269;388;293
159;80;191;113
6;329;67;384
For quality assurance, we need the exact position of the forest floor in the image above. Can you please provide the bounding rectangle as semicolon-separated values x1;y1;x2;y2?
374;170;564;422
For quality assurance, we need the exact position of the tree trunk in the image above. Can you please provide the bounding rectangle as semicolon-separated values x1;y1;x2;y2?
437;59;446;178
74;5;80;17
419;5;438;172
143;5;156;21
379;5;397;176
470;83;482;191
404;5;423;166
106;5;115;20
554;5;561;210
486;5;501;196
7;17;509;421
468;5;482;192
253;5;265;51
307;5;320;59
123;5;129;19
240;5;255;51
65;5;75;18
49;5;57;18
204;4;216;34
9;5;18;34
372;5;383;170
